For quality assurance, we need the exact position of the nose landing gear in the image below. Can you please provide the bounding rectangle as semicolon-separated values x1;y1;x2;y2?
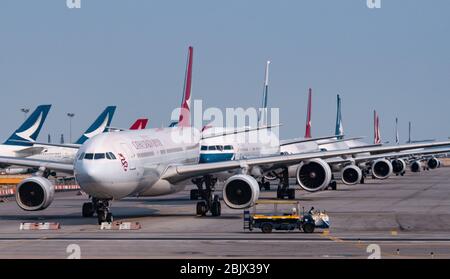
82;198;113;224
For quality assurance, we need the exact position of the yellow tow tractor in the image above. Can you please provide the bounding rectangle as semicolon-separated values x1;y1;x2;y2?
243;200;330;233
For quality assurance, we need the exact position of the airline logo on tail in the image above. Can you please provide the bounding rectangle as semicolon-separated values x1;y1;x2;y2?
75;106;116;144
4;105;52;146
374;110;381;144
304;88;312;139
178;46;194;127
130;119;148;130
335;94;344;139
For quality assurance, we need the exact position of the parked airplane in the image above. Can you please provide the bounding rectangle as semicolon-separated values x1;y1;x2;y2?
3;47;450;224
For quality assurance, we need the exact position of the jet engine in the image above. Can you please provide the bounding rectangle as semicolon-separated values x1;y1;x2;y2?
391;159;407;175
15;177;55;211
427;157;441;170
371;159;393;180
341;165;362;185
296;159;332;192
410;160;423;173
223;174;260;209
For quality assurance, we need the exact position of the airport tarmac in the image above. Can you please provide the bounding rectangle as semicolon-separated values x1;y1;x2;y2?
1;168;450;259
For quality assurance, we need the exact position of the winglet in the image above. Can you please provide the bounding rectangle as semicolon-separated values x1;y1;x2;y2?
178;46;194;127
75;106;116;144
4;105;52;146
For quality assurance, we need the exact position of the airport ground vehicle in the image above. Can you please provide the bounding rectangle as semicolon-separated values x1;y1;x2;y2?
243;200;330;233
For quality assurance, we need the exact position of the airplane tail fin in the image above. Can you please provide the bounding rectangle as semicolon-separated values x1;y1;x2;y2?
75;106;116;144
258;61;270;127
178;46;194;127
374;110;381;144
304;88;312;139
4;105;52;146
130;118;148;130
335;94;344;139
395;117;399;145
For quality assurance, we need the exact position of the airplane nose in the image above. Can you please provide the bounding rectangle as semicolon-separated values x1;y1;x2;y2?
75;160;138;199
75;161;110;196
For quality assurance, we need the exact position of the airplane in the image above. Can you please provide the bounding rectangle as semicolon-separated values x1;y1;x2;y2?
198;62;447;195
3;114;150;176
3;47;450;224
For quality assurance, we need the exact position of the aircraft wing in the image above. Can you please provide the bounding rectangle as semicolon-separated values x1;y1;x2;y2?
13;146;46;157
353;147;450;163
162;140;450;183
279;135;341;146
201;124;282;140
0;156;74;174
324;147;450;166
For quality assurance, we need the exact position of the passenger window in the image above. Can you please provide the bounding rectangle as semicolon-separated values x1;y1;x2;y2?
94;153;105;160
208;146;216;150
84;153;94;160
201;146;208;151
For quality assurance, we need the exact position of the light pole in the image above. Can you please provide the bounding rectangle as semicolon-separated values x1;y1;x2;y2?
67;113;75;143
20;108;30;120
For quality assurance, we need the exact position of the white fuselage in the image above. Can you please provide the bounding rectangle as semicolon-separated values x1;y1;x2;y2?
74;128;201;200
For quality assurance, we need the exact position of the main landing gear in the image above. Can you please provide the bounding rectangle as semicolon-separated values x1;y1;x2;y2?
275;168;295;200
191;175;221;217
82;198;113;224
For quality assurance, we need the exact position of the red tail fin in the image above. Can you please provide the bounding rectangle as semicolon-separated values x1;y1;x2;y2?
304;88;312;138
130;119;148;130
178;46;194;127
374;110;381;144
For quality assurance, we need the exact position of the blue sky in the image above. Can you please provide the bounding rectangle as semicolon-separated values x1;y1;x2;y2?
0;0;449;143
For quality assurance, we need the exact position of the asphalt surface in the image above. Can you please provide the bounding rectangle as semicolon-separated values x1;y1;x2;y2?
1;168;450;259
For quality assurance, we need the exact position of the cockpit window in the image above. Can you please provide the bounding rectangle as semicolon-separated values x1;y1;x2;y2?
84;153;94;160
201;145;208;151
94;153;105;160
106;153;112;160
216;145;224;151
208;146;217;150
78;153;85;160
108;152;117;160
224;145;233;150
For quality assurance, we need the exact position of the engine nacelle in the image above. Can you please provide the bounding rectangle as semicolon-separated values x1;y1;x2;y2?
410;160;423;173
296;159;332;192
391;159;407;175
341;165;362;185
427;157;440;170
371;159;393;180
223;175;260;209
15;177;55;211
